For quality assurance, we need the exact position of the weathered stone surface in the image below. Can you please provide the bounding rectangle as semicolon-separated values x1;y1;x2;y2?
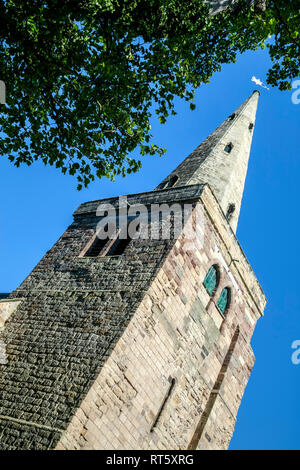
0;93;266;450
57;186;265;450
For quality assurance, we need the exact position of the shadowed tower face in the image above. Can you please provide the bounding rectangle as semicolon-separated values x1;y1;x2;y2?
0;92;266;450
157;90;260;232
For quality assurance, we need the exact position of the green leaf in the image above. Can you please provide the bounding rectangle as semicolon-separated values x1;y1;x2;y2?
0;0;298;189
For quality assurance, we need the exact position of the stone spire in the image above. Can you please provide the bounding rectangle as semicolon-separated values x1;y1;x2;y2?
156;90;260;232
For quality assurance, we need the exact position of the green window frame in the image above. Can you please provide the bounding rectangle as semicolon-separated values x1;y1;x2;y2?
217;287;231;315
203;265;219;296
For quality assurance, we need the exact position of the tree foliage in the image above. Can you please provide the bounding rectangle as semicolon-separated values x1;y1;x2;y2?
0;0;299;188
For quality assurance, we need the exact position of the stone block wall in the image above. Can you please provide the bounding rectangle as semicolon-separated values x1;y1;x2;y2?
0;184;265;449
56;186;265;450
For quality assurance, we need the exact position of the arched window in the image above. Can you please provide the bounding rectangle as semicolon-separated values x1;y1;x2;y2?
203;265;219;296
217;287;231;315
164;175;179;188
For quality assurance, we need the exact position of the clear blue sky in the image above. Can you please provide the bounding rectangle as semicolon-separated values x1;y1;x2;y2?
1;45;299;450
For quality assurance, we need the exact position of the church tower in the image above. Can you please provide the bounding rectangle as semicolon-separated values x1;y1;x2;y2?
0;92;266;450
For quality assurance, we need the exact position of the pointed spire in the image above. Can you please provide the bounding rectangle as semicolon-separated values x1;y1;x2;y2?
156;91;260;232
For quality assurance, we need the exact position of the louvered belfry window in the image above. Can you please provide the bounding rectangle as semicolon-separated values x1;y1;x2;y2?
217;287;230;315
85;237;107;257
85;224;109;257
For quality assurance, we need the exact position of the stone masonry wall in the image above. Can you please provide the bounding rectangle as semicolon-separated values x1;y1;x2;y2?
56;188;264;450
0;186;200;449
0;299;22;329
0;185;265;449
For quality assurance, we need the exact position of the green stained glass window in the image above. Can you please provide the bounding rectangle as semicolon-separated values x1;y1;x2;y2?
217;288;230;315
203;265;218;296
